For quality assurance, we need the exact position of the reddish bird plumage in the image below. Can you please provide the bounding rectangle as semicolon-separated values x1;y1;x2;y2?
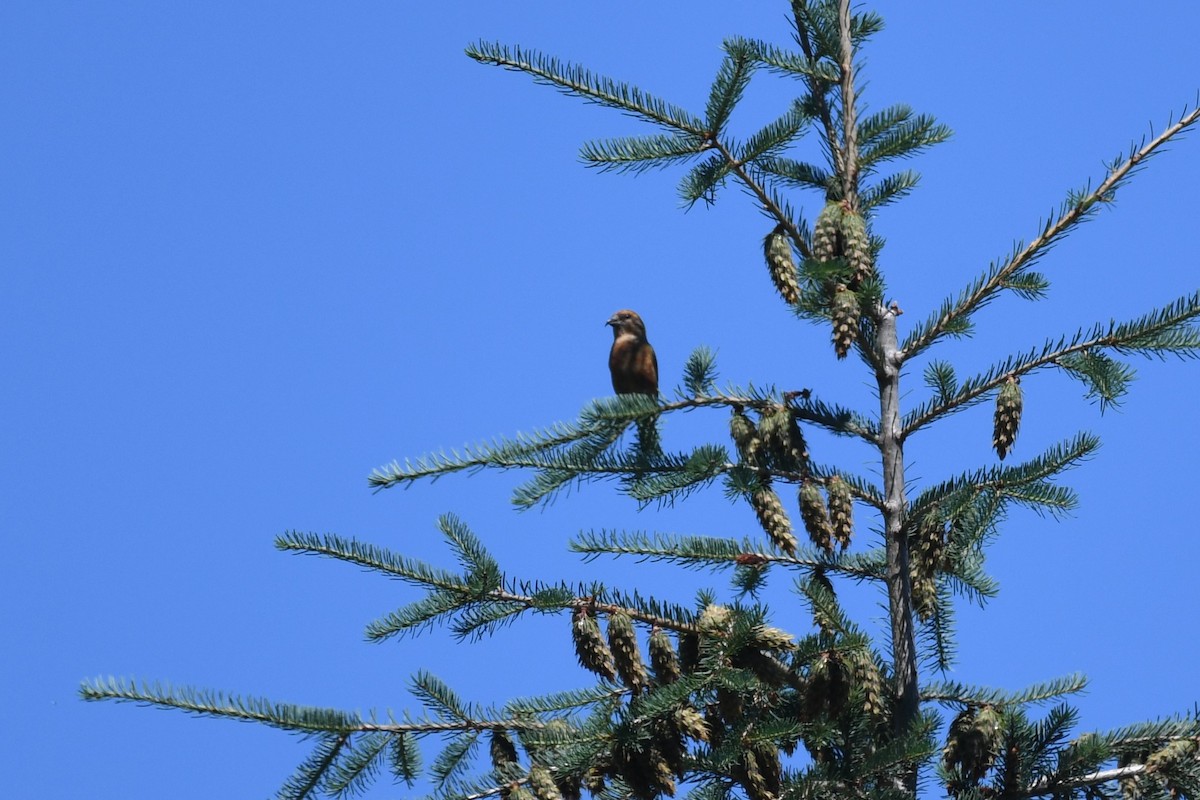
606;309;658;396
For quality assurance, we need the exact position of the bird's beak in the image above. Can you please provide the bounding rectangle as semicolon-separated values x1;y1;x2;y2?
605;315;618;327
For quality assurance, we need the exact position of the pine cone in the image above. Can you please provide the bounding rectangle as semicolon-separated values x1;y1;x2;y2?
799;481;834;553
909;506;946;621
751;624;796;651
615;742;676;800
993;376;1023;460
607;610;649;695
751;485;798;556
554;773;582;800
571;606;617;681
826;475;854;549
735;648;792;688
944;705;1002;784
698;603;733;633
831;284;859;359
806;650;848;720
678;631;699;674
652;717;686;780
1145;739;1198;774
729;407;763;467
741;744;781;800
813;201;845;262
645;748;677;798
583;754;610;795
763;224;801;305
758;404;807;472
840;210;873;286
490;730;519;770
674;706;709;743
807;569;839;634
648;627;682;685
528;765;563;800
717;687;744;725
849;648;886;723
704;704;725;748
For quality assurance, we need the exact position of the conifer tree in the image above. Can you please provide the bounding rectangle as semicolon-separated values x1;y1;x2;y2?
82;3;1200;799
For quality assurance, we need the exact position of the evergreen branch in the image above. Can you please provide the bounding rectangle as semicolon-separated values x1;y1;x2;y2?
323;731;390;798
503;686;626;718
738;99;812;166
509;423;647;508
390;733;422;787
917;582;958;672
580;132;709;174
367;422;592;489
793;394;880;441
465;42;706;134
1055;350;1135;411
858;112;951;169
790;4;843;176
905;293;1200;434
741;37;839;82
79;681;585;743
903;102;1200;358
353;581;529;642
921;673;1088;706
590;388;878;442
757;155;833;194
708;135;812;258
432;731;480;789
1097;716;1200;746
277;734;349;800
587;587;700;632
570;528;882;580
359;560;701;642
856;104;915;151
276;530;466;592
623;444;730;504
859;169;920;212
412;670;471;721
706;39;756;134
682;345;720;396
762;182;814;255
941;549;1000;607
372;388;873;505
1029;704;1081;778
678;153;731;205
80;677;367;734
1104;290;1200;356
925;433;1098;517
441;513;503;585
579;393;665;425
1002;270;1051;301
806;462;884;508
450;600;531;640
367;591;473;642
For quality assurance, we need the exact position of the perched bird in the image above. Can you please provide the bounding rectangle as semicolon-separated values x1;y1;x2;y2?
606;309;660;456
606;309;658;395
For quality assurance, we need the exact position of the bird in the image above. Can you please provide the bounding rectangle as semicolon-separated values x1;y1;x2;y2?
606;309;658;396
606;309;661;456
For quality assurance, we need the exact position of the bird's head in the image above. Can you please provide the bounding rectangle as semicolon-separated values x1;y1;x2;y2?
606;309;647;339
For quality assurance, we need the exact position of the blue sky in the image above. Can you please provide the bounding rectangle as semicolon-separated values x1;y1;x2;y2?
3;3;1198;798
